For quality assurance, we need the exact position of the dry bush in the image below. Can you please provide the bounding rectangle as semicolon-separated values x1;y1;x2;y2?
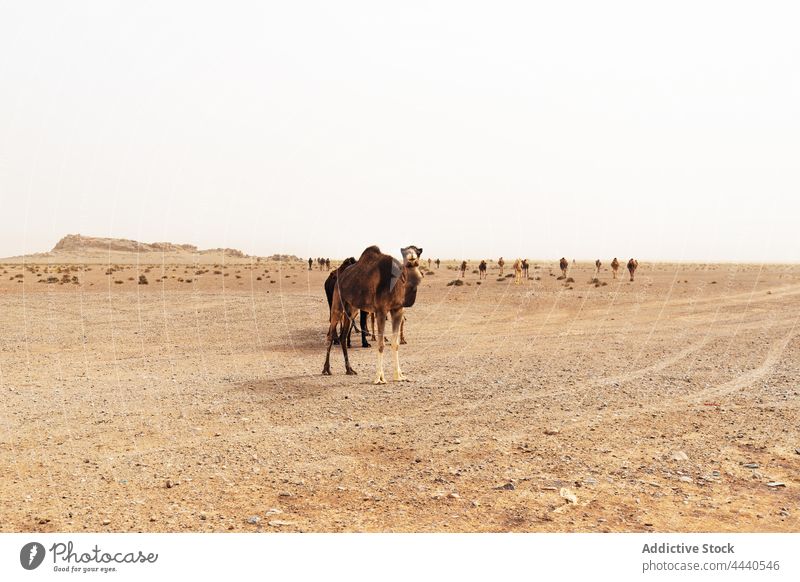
447;279;464;287
138;275;149;285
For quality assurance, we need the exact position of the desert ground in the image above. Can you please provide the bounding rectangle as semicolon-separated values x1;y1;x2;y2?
1;242;798;532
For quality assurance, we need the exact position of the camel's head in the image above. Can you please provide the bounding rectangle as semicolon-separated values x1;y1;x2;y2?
401;245;424;280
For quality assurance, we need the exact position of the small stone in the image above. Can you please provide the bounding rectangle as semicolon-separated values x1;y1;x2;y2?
278;491;294;498
471;500;480;507
265;508;283;516
679;476;693;483
199;512;207;520
214;432;221;437
767;482;786;488
494;482;515;491
149;515;158;522
560;488;578;504
544;428;560;435
671;451;689;461
101;519;110;526
268;520;294;527
448;492;460;499
247;516;260;524
165;479;174;489
743;463;759;469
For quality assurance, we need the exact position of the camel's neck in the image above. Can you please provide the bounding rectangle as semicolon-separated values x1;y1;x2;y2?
401;267;422;308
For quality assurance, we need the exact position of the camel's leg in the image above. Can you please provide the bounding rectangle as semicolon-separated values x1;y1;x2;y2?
399;316;407;345
322;316;340;375
340;309;357;375
374;311;387;384
370;312;376;341
390;309;406;381
360;310;370;348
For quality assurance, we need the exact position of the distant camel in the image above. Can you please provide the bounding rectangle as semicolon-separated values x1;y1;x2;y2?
611;258;620;279
323;245;423;383
513;259;523;285
324;258;370;348
478;260;487;279
521;259;529;279
498;257;505;276
427;258;432;270
594;259;601;276
627;258;639;282
308;257;313;270
325;258;330;269
559;257;568;278
460;260;467;278
318;257;326;271
435;259;440;269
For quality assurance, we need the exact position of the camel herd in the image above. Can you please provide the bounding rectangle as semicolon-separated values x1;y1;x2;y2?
321;249;639;382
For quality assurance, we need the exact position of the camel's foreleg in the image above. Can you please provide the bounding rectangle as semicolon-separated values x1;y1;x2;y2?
374;311;387;384
390;309;406;381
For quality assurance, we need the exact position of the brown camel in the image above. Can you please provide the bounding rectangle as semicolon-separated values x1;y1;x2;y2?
521;259;529;279
323;245;423;383
594;259;601;276
627;258;638;281
435;258;440;269
497;257;505;276
513;258;523;285
460;260;467;278
559;257;568;278
611;257;620;279
324;258;369;348
478;260;487;279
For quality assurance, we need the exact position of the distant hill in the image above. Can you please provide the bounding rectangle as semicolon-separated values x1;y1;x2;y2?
51;234;248;257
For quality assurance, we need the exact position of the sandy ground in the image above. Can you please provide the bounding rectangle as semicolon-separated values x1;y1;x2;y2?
0;255;798;532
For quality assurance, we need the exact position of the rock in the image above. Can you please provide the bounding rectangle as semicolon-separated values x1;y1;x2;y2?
165;479;174;489
544;428;560;435
149;515;158;522
278;492;294;498
471;500;480;507
265;508;283;516
767;482;786;488
560;488;578;504
743;463;759;469
494;482;515;491
101;519;110;526
679;476;693;483
671;451;689;461
795;448;800;455
199;512;207;520
268;520;294;527
247;516;260;524
448;492;460;499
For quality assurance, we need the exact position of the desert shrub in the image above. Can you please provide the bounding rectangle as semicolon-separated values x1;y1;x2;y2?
139;275;149;285
566;277;574;283
114;280;123;284
447;279;464;286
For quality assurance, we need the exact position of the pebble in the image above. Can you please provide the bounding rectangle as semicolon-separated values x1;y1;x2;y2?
544;428;560;435
165;479;174;489
679;476;693;483
247;516;260;524
494;482;515;491
767;482;786;488
448;492;460;499
671;451;689;461
268;520;294;527
101;519;110;526
560;488;578;504
743;463;759;469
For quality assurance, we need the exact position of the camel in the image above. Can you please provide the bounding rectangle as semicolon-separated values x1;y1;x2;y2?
324;258;369;348
594;259;601;276
323;245;423;383
325;258;330;270
521;259;529;279
497;257;505;276
460;260;467;278
370;313;408;344
513;259;522;285
478;260;487;279
611;257;620;279
427;258;432;270
435;259;440;269
559;257;568;278
308;257;313;270
627;258;638;282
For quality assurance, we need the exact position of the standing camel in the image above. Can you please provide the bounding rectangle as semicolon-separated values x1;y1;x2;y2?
324;258;370;348
323;245;424;383
428;258;432;270
627;258;639;282
478;260;487;279
308;257;313;270
594;259;601;276
498;257;505;276
559;257;568;278
460;260;467;278
521;259;529;279
513;259;523;285
611;257;620;279
435;258;440;269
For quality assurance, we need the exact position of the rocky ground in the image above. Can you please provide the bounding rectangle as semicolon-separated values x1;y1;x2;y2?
0;257;798;532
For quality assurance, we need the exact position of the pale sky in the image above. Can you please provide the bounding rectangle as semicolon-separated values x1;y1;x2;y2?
1;1;798;262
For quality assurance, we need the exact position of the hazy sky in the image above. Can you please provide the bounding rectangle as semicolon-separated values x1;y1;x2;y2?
1;1;798;261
